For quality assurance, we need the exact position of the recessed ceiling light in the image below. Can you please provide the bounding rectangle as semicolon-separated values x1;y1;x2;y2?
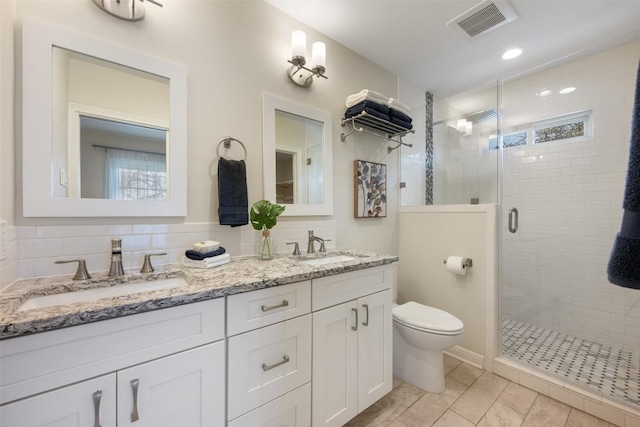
537;89;552;97
502;48;522;60
559;87;576;94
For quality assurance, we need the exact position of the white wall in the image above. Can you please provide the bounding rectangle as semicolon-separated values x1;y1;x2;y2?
398;205;498;368
0;0;415;282
501;40;640;352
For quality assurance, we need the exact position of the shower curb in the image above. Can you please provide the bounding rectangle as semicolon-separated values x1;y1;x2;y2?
493;356;640;427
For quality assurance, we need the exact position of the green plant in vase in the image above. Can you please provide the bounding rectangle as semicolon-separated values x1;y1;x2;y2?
250;200;285;260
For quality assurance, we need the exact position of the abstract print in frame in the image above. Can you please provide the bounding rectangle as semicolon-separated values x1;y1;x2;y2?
354;160;387;218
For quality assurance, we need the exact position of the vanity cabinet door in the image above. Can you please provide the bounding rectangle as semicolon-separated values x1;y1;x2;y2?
116;341;225;427
312;300;358;427
357;289;393;411
0;374;116;427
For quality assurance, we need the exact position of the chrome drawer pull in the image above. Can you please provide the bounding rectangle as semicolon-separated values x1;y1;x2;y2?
262;355;290;371
92;390;102;427
131;379;140;422
261;300;289;312
362;304;369;327
351;308;358;331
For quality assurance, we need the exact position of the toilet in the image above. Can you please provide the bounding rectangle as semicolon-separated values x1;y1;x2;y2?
392;282;464;393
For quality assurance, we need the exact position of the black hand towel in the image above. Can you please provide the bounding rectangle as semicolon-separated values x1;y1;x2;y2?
185;247;226;260
218;157;249;227
608;59;640;289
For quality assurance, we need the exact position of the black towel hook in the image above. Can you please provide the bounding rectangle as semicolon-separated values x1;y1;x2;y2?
216;136;248;161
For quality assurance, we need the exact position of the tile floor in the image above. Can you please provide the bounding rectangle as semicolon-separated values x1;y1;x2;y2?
347;355;614;427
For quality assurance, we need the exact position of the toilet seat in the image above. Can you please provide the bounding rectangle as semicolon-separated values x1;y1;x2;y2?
393;301;464;335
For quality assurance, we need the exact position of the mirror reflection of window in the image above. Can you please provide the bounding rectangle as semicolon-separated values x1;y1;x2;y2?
79;116;167;200
274;110;324;205
52;46;170;199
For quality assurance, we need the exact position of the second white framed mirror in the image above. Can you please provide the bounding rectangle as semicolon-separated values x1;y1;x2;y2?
262;94;333;216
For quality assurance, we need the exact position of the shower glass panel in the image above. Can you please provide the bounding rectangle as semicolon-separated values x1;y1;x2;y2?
400;82;499;206
500;40;640;409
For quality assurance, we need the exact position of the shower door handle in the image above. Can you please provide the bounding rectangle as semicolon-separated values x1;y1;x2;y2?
508;208;519;233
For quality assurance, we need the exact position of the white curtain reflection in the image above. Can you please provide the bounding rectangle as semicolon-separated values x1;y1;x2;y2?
104;148;167;200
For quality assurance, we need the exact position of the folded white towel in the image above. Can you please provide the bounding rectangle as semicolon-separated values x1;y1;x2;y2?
387;98;411;115
345;89;389;108
182;253;231;269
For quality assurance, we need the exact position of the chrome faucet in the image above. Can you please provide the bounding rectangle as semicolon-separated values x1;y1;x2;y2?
108;239;125;277
307;230;330;253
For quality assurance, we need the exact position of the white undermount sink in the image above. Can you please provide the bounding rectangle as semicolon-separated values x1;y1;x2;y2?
17;277;190;312
301;255;357;266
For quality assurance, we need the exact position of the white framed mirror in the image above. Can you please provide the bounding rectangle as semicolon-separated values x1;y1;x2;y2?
22;18;187;217
262;94;333;216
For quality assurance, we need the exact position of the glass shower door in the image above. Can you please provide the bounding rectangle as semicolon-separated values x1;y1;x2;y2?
499;42;640;408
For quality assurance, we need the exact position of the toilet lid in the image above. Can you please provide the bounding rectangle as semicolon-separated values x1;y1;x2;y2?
393;301;464;333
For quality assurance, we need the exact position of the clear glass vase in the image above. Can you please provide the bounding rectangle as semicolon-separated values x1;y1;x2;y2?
257;229;274;260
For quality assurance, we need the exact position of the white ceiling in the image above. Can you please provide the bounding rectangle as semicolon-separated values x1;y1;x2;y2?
266;0;640;99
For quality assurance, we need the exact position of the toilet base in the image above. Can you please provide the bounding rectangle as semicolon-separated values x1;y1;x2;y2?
393;325;447;393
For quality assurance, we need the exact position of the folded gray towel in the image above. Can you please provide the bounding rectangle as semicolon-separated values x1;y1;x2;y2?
608;59;640;289
218;157;248;227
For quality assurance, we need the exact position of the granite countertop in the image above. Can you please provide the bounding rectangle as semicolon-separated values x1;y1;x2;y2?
0;249;398;339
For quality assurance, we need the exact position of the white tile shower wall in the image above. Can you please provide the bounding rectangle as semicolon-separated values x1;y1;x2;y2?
432;95;499;206
11;220;336;281
400;104;426;206
501;41;640;353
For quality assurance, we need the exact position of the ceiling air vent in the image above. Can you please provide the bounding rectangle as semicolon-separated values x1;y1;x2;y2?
447;0;518;38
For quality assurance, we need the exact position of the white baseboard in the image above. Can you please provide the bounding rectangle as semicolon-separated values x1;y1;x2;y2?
445;345;484;369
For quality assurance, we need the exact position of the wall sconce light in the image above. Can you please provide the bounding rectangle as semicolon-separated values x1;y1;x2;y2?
287;30;328;88
92;0;163;22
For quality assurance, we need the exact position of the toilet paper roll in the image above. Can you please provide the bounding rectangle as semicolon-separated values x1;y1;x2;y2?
193;240;220;253
446;256;467;275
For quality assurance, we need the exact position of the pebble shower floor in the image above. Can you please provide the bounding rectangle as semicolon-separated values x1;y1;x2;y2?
502;318;640;408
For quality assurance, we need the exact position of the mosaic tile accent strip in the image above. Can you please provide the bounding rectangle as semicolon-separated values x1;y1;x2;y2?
425;91;433;205
503;318;640;408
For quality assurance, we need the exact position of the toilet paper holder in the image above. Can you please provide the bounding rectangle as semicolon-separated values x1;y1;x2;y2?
443;257;473;268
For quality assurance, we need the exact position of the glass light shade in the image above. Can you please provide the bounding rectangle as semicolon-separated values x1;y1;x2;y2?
311;41;326;68
457;119;467;133
291;30;306;59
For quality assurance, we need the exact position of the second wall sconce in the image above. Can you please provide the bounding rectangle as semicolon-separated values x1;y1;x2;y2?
287;30;328;88
92;0;163;22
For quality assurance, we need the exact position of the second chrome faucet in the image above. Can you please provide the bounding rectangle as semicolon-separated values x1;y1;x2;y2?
307;230;330;254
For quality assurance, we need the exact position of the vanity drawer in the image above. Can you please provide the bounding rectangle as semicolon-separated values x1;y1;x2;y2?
0;298;225;405
228;382;311;427
227;281;311;336
312;265;394;311
227;314;312;420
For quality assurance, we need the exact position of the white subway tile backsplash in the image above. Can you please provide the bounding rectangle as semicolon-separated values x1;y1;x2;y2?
87;224;133;236
10;219;337;280
35;225;86;239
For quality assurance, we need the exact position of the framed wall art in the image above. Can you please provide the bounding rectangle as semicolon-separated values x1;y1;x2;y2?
354;160;387;218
